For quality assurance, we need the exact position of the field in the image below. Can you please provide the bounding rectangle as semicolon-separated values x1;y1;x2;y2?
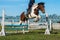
0;25;60;40
0;30;60;40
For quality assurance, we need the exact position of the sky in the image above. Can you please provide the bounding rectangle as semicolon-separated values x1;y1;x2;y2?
0;0;60;16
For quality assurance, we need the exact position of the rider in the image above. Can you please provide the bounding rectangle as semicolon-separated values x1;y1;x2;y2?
28;0;35;10
27;0;35;13
26;0;35;17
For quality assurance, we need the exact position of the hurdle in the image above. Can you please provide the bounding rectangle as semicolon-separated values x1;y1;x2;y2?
0;9;29;36
28;20;51;35
44;19;51;35
45;13;52;35
0;9;5;36
28;13;52;35
0;9;52;36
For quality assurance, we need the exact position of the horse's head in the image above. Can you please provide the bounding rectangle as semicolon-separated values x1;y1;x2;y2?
38;2;45;13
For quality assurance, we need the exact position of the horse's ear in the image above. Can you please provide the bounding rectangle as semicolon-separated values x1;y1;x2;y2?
38;2;45;5
22;11;25;14
23;11;25;13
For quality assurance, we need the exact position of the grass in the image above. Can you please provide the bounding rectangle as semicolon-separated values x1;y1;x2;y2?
0;32;60;40
0;26;60;40
0;30;60;40
0;34;60;40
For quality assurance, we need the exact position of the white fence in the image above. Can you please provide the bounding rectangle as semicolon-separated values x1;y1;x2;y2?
29;22;47;29
52;23;60;29
0;22;60;29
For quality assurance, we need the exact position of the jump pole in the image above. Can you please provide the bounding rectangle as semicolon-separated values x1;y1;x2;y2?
50;19;52;31
0;9;5;36
45;13;50;35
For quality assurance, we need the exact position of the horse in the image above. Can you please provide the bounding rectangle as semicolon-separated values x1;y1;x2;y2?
19;2;45;24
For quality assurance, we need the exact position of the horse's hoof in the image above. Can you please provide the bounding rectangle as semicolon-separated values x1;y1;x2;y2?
20;24;22;25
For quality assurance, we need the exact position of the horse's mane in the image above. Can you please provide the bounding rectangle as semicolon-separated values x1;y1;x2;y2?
38;2;45;5
32;4;37;6
32;4;38;9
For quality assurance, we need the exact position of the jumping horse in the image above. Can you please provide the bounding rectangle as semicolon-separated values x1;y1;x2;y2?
19;2;45;24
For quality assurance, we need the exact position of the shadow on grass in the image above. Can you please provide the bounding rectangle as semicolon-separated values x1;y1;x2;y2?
5;29;60;36
5;31;45;36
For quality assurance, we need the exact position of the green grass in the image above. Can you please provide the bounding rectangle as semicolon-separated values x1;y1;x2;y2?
0;32;60;40
0;30;60;40
0;26;60;40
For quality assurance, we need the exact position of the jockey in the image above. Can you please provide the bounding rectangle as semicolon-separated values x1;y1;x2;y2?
27;0;35;12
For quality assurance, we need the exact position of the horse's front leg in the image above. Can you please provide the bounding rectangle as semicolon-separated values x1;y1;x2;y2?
34;15;41;22
34;16;39;22
37;15;41;20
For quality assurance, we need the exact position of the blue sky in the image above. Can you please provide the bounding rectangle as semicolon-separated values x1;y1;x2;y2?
0;0;60;16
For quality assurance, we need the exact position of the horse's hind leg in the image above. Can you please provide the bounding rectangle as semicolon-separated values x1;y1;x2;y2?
19;20;22;25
